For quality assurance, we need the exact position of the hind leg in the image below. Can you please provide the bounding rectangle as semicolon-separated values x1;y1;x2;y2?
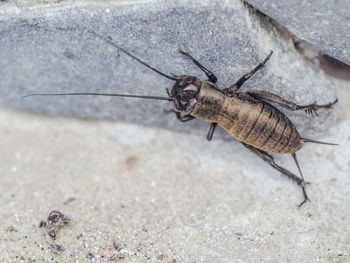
247;90;338;116
291;153;310;207
241;142;310;207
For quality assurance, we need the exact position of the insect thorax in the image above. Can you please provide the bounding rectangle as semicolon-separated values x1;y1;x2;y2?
189;81;225;121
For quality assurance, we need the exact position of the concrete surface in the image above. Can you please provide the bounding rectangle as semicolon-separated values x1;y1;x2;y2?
0;79;349;262
0;0;337;137
245;0;350;65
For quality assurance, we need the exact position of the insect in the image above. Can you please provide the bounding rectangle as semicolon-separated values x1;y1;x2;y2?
25;37;338;207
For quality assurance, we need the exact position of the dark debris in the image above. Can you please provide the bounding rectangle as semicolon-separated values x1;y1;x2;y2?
39;210;70;239
50;244;64;254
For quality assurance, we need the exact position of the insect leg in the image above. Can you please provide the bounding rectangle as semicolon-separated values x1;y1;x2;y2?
291;153;310;207
247;90;338;116
241;142;310;207
207;123;217;141
178;49;218;83
164;109;195;122
223;51;273;95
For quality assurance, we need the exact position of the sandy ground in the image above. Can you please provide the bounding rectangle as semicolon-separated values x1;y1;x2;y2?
0;82;349;262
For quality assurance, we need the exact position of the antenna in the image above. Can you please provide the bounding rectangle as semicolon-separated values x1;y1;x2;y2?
23;92;173;101
91;31;179;81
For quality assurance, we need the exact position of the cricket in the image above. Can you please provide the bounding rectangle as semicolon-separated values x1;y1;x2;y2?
24;37;338;207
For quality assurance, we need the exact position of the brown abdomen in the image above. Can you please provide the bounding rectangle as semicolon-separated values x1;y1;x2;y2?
217;97;302;154
190;83;303;154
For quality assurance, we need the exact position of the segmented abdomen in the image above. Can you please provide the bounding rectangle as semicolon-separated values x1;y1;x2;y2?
217;97;302;154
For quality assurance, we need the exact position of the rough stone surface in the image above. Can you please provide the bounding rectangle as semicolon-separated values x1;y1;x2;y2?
245;0;350;65
0;75;349;262
0;0;337;137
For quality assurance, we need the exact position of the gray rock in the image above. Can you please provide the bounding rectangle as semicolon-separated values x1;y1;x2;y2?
0;0;337;137
245;0;350;65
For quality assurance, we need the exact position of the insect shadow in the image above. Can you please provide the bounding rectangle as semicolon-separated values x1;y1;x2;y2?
24;35;338;207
